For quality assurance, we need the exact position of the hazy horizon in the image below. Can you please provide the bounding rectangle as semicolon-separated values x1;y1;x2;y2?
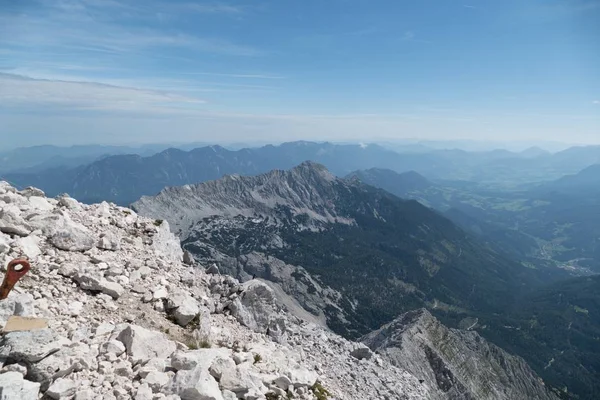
1;0;598;148
0;137;592;154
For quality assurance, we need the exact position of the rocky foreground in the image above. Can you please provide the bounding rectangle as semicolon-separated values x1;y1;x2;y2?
0;181;429;399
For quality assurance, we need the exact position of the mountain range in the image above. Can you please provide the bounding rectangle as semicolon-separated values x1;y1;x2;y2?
4;141;600;206
3;140;600;398
133;162;537;335
130;161;600;399
0;179;560;400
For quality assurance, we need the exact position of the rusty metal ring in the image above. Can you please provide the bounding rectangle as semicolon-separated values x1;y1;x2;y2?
0;258;31;300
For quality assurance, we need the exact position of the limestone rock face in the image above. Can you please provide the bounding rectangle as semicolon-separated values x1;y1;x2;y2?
362;309;558;400
229;280;282;333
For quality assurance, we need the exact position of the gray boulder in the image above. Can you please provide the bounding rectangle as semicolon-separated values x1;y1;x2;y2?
0;371;40;400
166;291;201;327
350;346;373;361
0;329;68;364
170;349;230;372
219;364;265;396
183;250;195;265
19;187;45;198
0;292;35;327
57;195;82;211
0;232;10;253
49;217;94;252
46;378;77;399
0;206;32;237
97;233;120;251
151;221;183;263
117;325;176;365
166;366;223;400
73;269;124;299
228;280;287;341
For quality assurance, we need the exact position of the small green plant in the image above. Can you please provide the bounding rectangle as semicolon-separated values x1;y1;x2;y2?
253;354;262;364
265;393;280;400
153;219;164;226
199;339;211;349
187;342;198;350
164;327;170;334
310;382;331;400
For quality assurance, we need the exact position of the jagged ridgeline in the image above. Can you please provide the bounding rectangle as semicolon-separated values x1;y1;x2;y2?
133;162;539;338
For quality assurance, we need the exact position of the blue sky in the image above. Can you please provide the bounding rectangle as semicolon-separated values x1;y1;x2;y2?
0;0;598;148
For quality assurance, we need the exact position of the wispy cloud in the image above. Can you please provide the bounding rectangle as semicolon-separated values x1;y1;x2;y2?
177;2;244;14
401;31;432;44
402;31;416;41
593;100;600;105
178;72;285;79
1;0;261;56
463;4;477;9
0;73;205;114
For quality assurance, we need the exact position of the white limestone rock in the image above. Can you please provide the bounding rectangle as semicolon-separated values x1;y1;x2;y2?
151;220;183;263
0;206;32;237
284;367;318;388
46;378;77;399
170;349;230;372
28;196;53;211
134;383;153;400
142;371;170;392
219;364;266;397
15;235;42;259
0;371;40;400
0;292;35;327
208;357;236;381
229;280;287;340
19;187;45;198
67;301;84;316
167;291;201;327
99;340;126;357
49;216;95;252
0;329;67;364
98;280;125;299
0;232;10;254
117;325;177;365
57;195;82;211
166;366;224;400
97;233;120;251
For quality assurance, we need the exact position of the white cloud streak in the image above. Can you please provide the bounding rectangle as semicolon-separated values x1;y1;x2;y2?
0;73;205;114
1;0;260;57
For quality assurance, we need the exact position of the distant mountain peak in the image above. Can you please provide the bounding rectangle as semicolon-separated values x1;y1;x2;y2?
290;160;336;181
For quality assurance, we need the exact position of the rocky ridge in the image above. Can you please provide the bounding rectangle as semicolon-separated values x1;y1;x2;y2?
362;309;558;400
133;162;354;239
0;181;430;400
